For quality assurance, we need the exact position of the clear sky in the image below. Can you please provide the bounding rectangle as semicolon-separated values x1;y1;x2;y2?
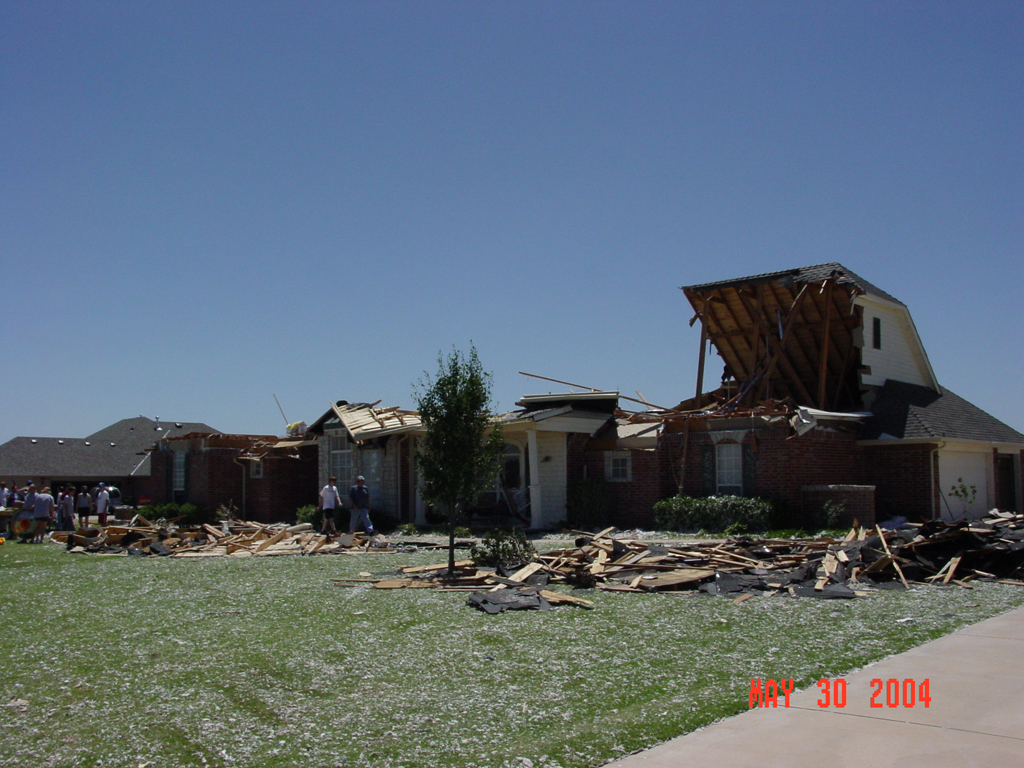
3;1;1022;445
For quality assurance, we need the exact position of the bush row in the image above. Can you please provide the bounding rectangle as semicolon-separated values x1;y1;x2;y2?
652;495;775;534
135;502;212;527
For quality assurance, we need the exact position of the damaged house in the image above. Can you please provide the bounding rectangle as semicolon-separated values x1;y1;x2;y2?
579;263;1023;529
305;395;621;530
146;432;318;523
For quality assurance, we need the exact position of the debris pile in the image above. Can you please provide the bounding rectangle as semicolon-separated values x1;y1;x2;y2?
52;518;396;557
335;516;1024;608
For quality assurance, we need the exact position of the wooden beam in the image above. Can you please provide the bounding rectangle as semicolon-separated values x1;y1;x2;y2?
739;286;815;405
695;320;708;401
709;291;752;383
817;279;835;409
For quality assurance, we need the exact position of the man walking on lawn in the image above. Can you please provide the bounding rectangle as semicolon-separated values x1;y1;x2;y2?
318;476;341;537
348;475;374;537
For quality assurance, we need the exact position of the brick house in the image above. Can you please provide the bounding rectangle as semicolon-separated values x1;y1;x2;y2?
578;263;1024;529
147;433;318;524
306;396;618;530
0;417;217;504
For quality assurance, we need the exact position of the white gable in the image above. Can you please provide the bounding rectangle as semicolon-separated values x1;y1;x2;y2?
855;295;939;390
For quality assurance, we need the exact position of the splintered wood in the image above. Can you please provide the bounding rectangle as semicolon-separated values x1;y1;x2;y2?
333;514;1024;611
52;520;395;558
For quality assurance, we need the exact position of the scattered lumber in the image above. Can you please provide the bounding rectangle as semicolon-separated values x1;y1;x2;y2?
338;514;1024;607
50;520;394;558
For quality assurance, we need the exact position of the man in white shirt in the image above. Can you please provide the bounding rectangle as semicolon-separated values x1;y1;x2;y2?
96;482;111;527
318;476;342;537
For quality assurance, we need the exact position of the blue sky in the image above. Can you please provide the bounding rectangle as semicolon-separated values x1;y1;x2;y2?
2;1;1022;445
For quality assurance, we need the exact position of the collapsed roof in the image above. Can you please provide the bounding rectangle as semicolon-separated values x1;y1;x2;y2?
681;262;925;412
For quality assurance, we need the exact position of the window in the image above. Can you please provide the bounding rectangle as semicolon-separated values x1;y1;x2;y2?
250;461;263;479
361;449;383;492
872;316;881;350
716;443;743;495
173;451;186;492
330;434;353;484
501;443;523;488
605;451;632;482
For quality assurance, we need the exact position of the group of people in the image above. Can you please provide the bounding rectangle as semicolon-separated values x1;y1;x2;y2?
1;480;116;542
318;475;375;538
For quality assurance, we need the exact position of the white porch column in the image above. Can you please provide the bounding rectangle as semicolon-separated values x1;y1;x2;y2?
527;428;542;529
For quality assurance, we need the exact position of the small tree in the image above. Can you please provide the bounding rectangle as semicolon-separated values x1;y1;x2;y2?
415;345;504;574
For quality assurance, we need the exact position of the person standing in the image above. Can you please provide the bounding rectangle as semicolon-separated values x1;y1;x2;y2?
95;482;111;527
347;475;374;536
0;481;9;508
318;476;342;537
22;482;37;517
58;486;76;531
32;486;55;543
76;485;92;527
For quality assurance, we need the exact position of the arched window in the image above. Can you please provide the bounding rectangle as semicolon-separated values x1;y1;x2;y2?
716;442;743;495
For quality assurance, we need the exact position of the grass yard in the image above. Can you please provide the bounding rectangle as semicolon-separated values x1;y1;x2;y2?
2;540;1023;768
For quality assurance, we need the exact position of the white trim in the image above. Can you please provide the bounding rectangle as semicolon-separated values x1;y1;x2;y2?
854;294;940;391
604;450;632;482
858;437;1024;451
527;429;542;529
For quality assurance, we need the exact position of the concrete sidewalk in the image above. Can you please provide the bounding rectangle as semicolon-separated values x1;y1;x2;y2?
607;604;1024;768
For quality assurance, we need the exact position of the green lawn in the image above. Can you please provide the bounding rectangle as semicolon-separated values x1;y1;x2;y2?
2;541;1022;768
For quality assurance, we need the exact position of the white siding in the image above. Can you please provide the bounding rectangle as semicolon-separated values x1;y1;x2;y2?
535;431;567;528
857;298;936;388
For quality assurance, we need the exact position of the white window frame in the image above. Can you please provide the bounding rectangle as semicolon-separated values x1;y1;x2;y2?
250;460;263;479
330;433;353;485
716;442;743;496
605;450;632;483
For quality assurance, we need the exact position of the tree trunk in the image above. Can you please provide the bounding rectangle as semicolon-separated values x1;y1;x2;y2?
447;500;458;575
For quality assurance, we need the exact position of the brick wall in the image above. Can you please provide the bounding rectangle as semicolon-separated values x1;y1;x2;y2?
187;448;244;513
244;447;318;524
147;441;318;524
569;435;673;530
863;443;937;522
565;428;955;529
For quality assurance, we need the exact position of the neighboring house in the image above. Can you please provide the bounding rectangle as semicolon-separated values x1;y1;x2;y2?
306;395;620;530
0;417;217;503
146;432;318;524
499;392;619;528
306;401;424;525
623;262;1024;526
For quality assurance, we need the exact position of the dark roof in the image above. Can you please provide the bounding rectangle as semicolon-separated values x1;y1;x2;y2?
863;381;1024;444
683;262;905;306
0;417;218;480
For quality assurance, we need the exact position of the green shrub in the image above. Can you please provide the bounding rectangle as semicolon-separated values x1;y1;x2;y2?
178;503;213;527
723;521;748;537
395;523;419;536
424;505;446;526
453;525;473;538
136;503;182;522
132;502;209;526
652;495;774;534
566;478;610;530
819;500;846;530
471;527;536;569
296;504;322;529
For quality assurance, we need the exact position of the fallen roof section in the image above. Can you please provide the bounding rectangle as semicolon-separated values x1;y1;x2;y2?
307;400;423;442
